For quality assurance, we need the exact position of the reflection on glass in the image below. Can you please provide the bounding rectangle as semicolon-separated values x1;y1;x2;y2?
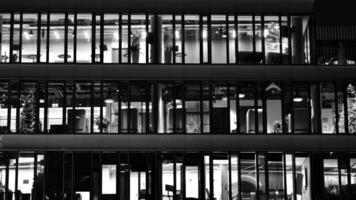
346;83;356;134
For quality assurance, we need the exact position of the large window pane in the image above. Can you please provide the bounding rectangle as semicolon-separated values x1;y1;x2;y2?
103;14;119;63
346;83;356;134
17;153;35;199
240;153;256;199
264;16;281;64
184;15;199;64
19;82;37;134
212;82;228;133
238;16;254;64
239;83;256;134
267;153;285;200
320;83;336;134
74;82;92;133
0;13;11;63
76;14;92;63
0;82;9;133
323;158;340;200
266;82;282;134
213;154;230;200
131;14;147;63
185;82;201;133
22;13;38;63
49;14;65;63
102;82;119;133
293;83;310;134
211;15;227;64
295;154;311;200
48;82;65;133
161;15;173;64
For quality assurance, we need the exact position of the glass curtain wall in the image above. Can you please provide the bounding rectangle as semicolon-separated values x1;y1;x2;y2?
0;13;312;65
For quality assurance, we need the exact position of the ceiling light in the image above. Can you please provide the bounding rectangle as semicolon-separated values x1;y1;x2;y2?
239;93;246;99
54;31;60;39
175;30;180;39
202;30;207;39
105;98;114;104
293;91;303;103
232;30;236;39
39;99;45;103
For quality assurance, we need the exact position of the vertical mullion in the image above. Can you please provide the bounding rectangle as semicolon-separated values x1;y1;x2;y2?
283;154;288;200
46;13;50;63
227;83;231;133
182;81;186;134
199;15;203;64
119;14;122;64
262;82;267;133
44;82;48;133
172;14;176;64
173;82;177;133
255;153;260;200
73;81;76;134
288;15;292;64
62;82;67;132
128;14;131;64
118;81;122;134
73;13;77;63
235;15;239;64
127;81;131;134
254;83;258;134
228;153;232;200
279;15;283;64
33;154;38;200
261;16;265;64
237;154;242;200
37;13;41;63
252;15;256;63
208;15;212;64
90;82;94;133
100;13;104;63
200;83;204;134
100;82;103;134
334;82;339;134
92;14;96;63
182;14;185;64
236;84;240;134
292;154;297;200
145;82;150;133
265;153;269;200
308;82;312;133
35;82;40;134
344;82;349;134
145;14;149;64
291;83;295;134
209;154;214;200
15;152;18;194
64;13;68;63
7;81;11;132
16;82;20;133
226;15;229;64
9;12;14;63
19;13;23;63
209;82;213;133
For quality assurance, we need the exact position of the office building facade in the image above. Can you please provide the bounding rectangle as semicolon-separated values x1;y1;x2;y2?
0;0;356;200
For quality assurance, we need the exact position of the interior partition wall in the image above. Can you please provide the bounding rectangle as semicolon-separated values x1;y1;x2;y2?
0;81;355;134
0;12;312;65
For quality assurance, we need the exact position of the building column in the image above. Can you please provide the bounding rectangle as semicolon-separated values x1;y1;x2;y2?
291;17;305;64
150;16;162;64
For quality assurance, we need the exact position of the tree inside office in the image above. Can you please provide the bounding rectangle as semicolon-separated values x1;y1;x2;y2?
338;84;356;133
20;90;37;134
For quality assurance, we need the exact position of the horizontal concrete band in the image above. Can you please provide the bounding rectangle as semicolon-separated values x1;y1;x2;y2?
0;0;314;13
0;64;355;81
0;134;355;151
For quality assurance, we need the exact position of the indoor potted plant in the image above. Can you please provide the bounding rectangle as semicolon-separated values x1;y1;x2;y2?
130;33;141;63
